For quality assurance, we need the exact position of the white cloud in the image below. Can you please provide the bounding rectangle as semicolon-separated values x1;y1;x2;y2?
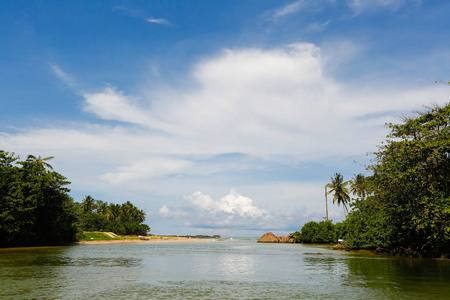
305;20;331;32
347;0;413;14
6;42;449;167
146;17;170;25
159;205;187;218
159;190;272;229
273;0;311;20
101;158;193;184
2;41;448;235
49;63;77;88
158;188;327;233
77;43;448;162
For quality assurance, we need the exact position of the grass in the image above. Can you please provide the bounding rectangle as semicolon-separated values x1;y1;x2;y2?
81;232;120;241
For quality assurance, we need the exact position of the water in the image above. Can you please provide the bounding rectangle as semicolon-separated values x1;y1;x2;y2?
1;239;450;299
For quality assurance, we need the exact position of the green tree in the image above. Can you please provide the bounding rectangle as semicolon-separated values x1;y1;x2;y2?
106;203;121;222
81;195;95;213
293;220;338;243
326;173;351;216
366;103;450;256
0;151;77;247
349;173;368;200
96;200;108;215
345;198;394;249
26;154;54;170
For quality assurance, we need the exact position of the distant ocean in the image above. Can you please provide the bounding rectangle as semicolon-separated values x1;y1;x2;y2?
1;238;450;299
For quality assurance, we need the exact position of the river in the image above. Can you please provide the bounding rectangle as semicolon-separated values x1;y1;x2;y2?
1;239;450;299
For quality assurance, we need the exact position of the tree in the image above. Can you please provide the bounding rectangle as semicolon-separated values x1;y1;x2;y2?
349;173;368;200
365;103;450;256
291;220;344;244
26;154;54;170
106;203;121;222
0;151;77;247
81;195;95;213
326;173;351;216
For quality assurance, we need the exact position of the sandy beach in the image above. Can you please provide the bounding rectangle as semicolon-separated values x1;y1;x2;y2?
75;236;206;245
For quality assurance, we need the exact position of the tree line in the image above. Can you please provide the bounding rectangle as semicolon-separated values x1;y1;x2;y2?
294;103;450;258
0;152;149;247
75;196;149;236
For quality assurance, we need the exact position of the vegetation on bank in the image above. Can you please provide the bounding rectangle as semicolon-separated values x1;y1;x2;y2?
295;103;450;258
291;220;347;244
75;196;149;236
80;231;120;241
0;152;149;248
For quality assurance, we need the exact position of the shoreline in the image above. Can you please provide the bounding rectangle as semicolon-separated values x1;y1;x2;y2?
75;236;207;245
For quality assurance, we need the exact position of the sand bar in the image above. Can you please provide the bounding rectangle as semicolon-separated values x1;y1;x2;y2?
75;236;206;245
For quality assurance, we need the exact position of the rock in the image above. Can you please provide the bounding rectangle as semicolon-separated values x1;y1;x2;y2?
333;244;345;250
278;235;293;243
257;232;294;243
257;232;279;243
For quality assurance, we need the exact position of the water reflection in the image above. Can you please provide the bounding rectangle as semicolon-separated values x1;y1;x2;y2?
216;246;255;279
0;245;145;299
345;256;450;298
2;241;450;299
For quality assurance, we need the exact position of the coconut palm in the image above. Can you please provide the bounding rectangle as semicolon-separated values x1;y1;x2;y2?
96;201;108;215
326;173;351;216
26;154;54;170
81;196;95;213
350;173;367;200
106;203;121;222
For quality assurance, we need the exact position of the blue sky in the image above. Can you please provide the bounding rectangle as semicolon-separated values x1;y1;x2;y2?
1;0;449;237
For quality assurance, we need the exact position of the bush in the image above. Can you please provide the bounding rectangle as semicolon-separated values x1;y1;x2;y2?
293;220;342;244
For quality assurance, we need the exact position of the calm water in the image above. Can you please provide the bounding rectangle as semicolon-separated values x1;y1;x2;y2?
1;239;450;299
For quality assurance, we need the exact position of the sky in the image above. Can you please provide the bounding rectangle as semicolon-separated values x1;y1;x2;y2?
1;0;449;237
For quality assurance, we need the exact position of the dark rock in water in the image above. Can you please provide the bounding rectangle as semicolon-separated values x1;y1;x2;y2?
257;232;293;243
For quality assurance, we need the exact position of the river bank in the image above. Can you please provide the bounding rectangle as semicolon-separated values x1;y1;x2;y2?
75;236;206;245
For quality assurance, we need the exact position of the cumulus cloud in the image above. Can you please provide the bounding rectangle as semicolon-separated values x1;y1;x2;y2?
2;41;448;235
5;42;449;168
76;42;448;162
158;189;323;232
159;190;277;229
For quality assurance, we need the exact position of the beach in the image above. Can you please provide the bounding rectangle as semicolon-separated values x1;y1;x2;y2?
75;236;206;245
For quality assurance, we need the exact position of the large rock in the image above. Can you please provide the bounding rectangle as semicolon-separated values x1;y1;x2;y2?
257;232;293;243
278;235;293;243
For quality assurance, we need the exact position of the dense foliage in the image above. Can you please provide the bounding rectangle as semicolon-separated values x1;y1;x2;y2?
291;220;348;244
0;151;78;247
345;104;450;256
295;104;450;257
75;196;150;236
0;151;150;247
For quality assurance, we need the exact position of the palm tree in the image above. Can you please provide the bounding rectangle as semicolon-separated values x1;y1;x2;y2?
96;201;108;216
106;203;121;222
350;173;367;200
81;196;95;213
26;154;54;170
326;173;351;216
324;185;329;221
